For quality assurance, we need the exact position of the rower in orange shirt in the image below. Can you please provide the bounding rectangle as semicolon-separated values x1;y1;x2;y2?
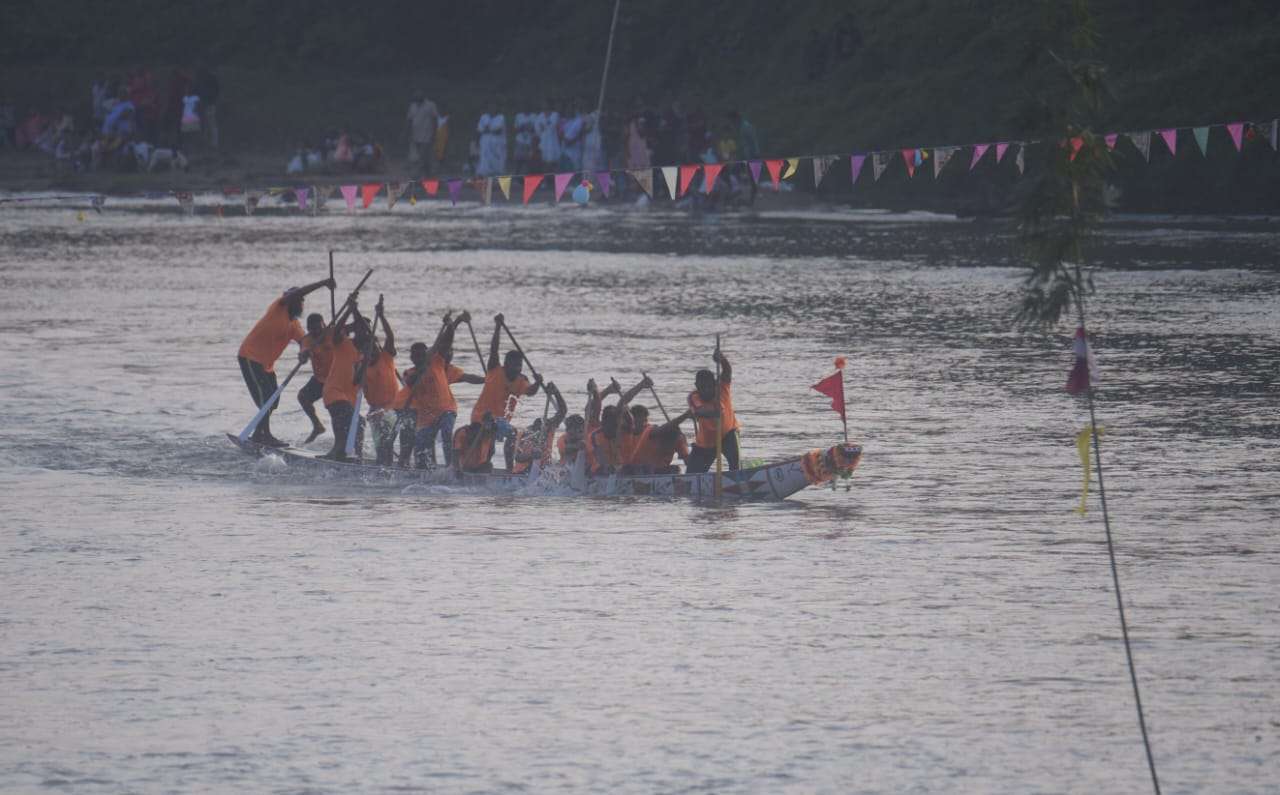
403;311;484;468
471;313;542;470
511;382;567;475
453;413;498;475
321;302;373;461
363;297;403;466
556;378;617;472
236;277;334;446
588;376;651;476
297;313;334;444
686;349;740;473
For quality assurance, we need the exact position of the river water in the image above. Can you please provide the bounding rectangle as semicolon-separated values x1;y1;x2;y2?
0;201;1277;793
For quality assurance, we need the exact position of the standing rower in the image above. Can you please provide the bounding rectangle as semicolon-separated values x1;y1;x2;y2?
363;298;402;466
321;303;372;461
404;311;484;468
686;349;740;473
297;313;334;444
237;277;334;446
471;313;542;470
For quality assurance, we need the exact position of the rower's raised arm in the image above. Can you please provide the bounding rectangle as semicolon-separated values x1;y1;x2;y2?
714;350;732;384
377;303;396;356
547;382;568;427
285;277;336;302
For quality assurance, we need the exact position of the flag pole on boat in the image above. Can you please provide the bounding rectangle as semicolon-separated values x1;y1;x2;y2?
714;334;723;498
237;267;374;445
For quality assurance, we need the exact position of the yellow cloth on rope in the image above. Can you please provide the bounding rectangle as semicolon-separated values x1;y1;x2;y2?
1076;425;1104;514
497;176;512;200
783;158;799;179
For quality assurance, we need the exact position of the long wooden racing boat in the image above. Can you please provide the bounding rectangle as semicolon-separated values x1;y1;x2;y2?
226;434;862;501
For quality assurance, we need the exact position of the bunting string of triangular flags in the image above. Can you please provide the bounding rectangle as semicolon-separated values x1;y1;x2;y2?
12;114;1273;215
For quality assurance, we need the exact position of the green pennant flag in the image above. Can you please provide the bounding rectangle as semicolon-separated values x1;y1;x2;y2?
1193;126;1210;156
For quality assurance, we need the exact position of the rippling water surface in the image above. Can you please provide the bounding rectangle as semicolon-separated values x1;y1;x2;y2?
1;203;1277;793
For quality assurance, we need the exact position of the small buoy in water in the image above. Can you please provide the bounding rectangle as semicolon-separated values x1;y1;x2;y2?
572;180;591;206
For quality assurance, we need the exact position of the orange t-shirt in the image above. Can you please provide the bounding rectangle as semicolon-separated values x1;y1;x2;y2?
619;423;644;465
322;338;361;407
238;299;305;372
557;432;596;472
453;425;493;471
364;350;399;410
471;367;531;423
301;333;334;382
411;356;465;423
688;382;739;448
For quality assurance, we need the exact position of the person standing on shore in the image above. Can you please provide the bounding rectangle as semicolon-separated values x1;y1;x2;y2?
407;91;439;178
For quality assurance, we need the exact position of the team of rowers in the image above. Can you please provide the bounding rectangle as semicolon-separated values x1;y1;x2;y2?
236;280;743;477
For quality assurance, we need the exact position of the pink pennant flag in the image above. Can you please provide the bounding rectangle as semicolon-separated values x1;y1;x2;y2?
1104;134;1118;150
900;149;916;178
421;179;439;196
360;183;380;209
996;142;1010;162
748;160;763;184
677;164;700;197
1068;136;1084;161
447;179;462;205
594;171;612;198
522;174;544;204
340;184;358;211
294;187;310;211
764;159;783;189
702;163;724;193
970;144;990;170
850;154;866;185
1227;123;1244;152
1158;129;1177;156
553;173;574;202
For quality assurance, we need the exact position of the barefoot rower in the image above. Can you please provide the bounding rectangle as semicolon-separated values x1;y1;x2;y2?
404;311;484;468
321;303;372;461
237;277;334;446
297;313;334;444
686;349;740;473
472;313;543;470
364;297;402;466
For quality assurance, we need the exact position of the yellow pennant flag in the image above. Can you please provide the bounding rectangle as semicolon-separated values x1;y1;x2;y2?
783;158;799;179
1076;425;1104;514
497;176;512;200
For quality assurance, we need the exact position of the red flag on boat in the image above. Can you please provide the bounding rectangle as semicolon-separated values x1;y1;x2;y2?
811;358;847;420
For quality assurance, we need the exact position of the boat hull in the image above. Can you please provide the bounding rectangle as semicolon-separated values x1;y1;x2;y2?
225;434;861;501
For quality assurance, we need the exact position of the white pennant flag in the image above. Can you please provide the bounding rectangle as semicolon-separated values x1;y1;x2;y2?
1015;145;1025;175
1128;131;1152;162
872;152;890;182
661;166;678;199
812;155;838;187
933;147;956;178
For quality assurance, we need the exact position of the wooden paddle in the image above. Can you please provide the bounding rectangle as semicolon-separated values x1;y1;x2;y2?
464;319;486;368
328;250;336;322
500;320;542;384
640;370;671;422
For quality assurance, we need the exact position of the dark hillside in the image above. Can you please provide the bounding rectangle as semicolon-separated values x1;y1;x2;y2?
2;1;1277;210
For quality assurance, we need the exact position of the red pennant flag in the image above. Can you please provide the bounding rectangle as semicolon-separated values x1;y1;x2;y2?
764;159;783;189
678;164;700;197
1068;136;1085;161
901;149;916;178
522;174;544;205
360;183;381;209
811;370;846;421
421;179;439;197
702;163;724;193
